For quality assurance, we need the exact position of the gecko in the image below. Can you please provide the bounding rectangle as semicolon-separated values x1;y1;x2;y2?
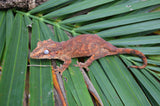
30;34;147;75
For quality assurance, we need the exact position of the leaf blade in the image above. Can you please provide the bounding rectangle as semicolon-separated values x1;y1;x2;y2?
61;0;160;24
44;0;114;18
0;13;28;106
97;19;160;38
0;11;6;59
29;0;70;14
109;35;160;46
121;57;160;105
76;11;160;31
99;56;151;105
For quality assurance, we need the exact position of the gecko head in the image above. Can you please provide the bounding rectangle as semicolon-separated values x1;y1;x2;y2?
30;39;63;59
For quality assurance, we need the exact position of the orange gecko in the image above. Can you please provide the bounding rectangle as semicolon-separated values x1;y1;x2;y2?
30;34;147;75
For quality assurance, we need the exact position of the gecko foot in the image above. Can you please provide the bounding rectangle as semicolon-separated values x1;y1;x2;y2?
54;65;64;75
74;61;89;71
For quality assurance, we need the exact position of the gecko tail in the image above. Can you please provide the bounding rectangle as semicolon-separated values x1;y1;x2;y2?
117;48;147;69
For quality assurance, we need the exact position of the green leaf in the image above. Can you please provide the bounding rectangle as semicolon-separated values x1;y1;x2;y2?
123;56;160;66
63;60;94;106
0;11;6;59
44;0;114;18
99;56;150;105
53;25;69;41
129;47;160;55
0;13;28;106
109;35;160;46
75;11;160;31
29;20;54;106
121;57;160;105
63;78;77;105
89;60;123;105
61;0;160;24
147;66;160;72
97;19;160;38
6;10;14;47
29;0;70;14
24;15;32;26
88;71;110;106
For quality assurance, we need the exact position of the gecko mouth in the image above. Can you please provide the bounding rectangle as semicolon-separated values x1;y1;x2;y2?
30;52;42;59
30;53;38;59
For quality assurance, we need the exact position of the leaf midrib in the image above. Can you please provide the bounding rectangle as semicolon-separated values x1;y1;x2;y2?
37;21;43;106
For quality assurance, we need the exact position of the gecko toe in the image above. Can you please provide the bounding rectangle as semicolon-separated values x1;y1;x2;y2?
74;61;90;71
76;61;80;64
85;67;90;71
59;72;63;76
74;61;82;67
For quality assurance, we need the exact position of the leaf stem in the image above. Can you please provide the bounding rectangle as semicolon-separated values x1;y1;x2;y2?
15;10;79;35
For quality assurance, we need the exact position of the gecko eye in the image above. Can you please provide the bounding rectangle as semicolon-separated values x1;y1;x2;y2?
44;50;49;54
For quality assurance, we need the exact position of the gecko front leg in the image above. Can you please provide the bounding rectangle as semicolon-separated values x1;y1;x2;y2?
55;57;71;75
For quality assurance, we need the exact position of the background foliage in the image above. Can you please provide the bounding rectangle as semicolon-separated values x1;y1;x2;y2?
0;0;160;105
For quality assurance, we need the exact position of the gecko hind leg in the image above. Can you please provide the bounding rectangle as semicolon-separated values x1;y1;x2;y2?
74;51;110;71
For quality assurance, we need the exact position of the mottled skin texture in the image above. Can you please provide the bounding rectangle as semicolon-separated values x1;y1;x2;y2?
30;34;147;75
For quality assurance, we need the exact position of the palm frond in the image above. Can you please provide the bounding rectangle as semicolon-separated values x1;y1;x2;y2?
0;0;160;105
